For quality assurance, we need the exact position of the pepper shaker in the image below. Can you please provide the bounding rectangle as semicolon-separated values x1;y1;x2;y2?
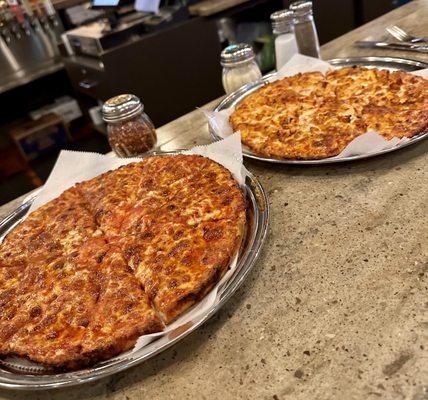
290;1;320;58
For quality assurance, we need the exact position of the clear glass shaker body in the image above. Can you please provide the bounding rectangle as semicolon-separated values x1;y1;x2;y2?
290;1;320;58
222;59;262;95
294;14;320;58
272;22;299;71
107;111;157;157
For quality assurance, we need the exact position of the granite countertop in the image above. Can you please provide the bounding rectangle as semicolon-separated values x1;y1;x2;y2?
1;1;427;399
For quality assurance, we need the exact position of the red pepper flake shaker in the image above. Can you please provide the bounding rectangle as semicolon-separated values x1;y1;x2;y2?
102;94;157;157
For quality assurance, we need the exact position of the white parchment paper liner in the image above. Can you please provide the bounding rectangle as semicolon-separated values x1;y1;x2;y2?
19;133;248;362
207;54;428;159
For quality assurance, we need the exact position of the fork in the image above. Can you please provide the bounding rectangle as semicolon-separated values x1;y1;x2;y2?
386;25;428;43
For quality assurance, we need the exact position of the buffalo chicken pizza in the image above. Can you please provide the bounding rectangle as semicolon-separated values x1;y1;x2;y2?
0;155;246;369
230;67;428;159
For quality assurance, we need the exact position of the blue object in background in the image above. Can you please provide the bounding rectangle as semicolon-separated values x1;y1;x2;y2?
92;0;120;6
134;0;160;13
18;124;68;161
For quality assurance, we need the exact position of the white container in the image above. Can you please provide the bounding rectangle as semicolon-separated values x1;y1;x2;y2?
29;96;82;123
275;33;298;70
271;9;299;70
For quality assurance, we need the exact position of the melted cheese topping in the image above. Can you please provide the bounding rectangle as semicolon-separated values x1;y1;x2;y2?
230;67;428;159
0;155;246;368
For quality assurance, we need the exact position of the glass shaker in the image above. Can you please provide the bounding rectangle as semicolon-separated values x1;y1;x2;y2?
290;1;320;58
102;94;157;157
271;9;299;71
221;43;262;95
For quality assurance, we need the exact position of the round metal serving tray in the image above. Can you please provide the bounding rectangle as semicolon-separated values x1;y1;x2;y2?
0;153;269;390
211;56;428;165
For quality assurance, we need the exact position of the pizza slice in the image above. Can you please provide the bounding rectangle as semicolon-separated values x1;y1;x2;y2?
75;157;207;238
361;104;428;140
0;236;108;367
0;187;98;262
1;238;162;368
120;156;246;233
75;168;138;237
0;190;110;367
123;216;245;324
80;248;163;366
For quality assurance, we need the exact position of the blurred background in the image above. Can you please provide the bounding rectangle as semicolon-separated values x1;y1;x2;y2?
0;0;411;205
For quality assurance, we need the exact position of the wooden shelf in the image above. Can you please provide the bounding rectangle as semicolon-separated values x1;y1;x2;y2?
189;0;250;16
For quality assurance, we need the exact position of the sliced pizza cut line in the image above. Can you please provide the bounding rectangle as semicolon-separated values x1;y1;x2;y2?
230;67;428;159
0;154;246;369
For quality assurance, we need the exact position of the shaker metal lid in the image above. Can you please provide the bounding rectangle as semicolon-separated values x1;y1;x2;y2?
290;1;313;16
220;43;255;67
102;94;143;122
271;9;295;32
271;9;295;23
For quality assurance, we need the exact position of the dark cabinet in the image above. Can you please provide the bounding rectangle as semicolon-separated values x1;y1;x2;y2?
65;17;223;127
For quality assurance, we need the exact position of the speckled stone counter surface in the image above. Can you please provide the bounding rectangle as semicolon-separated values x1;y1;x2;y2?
1;1;427;399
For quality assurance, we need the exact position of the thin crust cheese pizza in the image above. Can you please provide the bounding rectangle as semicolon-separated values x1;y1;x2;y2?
0;155;246;369
230;67;428;159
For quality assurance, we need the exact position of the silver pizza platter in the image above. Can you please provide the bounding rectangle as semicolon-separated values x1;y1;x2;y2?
0;152;269;390
211;56;428;165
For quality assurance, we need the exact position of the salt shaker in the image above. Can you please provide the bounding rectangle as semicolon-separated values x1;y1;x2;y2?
271;9;299;70
221;44;262;94
290;1;320;58
102;94;157;157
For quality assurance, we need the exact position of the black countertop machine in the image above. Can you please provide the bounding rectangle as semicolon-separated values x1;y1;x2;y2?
62;0;224;127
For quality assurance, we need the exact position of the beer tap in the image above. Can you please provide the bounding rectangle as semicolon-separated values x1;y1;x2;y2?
32;0;42;19
20;0;38;34
42;0;61;42
0;2;12;43
39;0;62;51
29;0;58;56
42;0;56;26
28;0;42;31
7;0;30;39
11;0;31;36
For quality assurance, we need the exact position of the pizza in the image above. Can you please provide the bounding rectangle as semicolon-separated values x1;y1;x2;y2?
230;67;428;159
0;155;246;369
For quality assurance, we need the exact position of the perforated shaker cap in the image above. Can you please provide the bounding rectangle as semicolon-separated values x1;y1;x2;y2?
271;9;295;32
102;94;144;123
220;43;255;67
290;1;313;16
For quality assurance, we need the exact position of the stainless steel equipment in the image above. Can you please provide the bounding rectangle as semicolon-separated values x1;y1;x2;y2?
62;11;224;127
63;12;150;57
386;25;428;44
0;0;64;95
354;40;428;53
211;56;428;165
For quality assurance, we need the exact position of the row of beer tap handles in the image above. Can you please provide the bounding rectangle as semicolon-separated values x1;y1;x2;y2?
0;0;59;43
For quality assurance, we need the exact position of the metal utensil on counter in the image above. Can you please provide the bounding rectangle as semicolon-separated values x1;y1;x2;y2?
354;41;428;53
386;25;428;43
